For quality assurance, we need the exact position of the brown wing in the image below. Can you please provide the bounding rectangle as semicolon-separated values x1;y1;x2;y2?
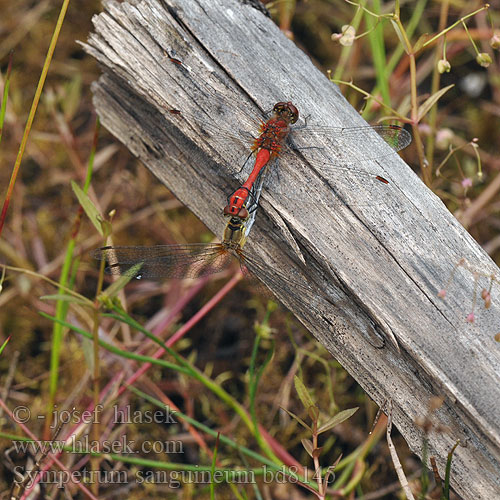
92;244;233;280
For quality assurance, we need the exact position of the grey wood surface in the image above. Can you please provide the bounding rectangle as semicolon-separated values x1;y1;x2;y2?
84;0;500;497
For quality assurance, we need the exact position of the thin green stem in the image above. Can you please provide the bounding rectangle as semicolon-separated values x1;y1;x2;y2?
50;308;282;465
3;265;92;305
382;0;428;91
130;387;320;493
0;0;71;237
422;4;490;49
427;1;450;171
329;79;407;121
248;312;279;463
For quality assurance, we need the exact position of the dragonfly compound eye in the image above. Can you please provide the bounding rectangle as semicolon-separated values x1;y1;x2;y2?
274;102;286;113
237;207;249;219
286;102;299;123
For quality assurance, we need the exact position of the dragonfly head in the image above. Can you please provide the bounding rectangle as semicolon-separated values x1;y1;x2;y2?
223;204;249;220
273;101;299;124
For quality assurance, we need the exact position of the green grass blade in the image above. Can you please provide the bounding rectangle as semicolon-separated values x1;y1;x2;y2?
365;0;390;106
48;117;100;429
99;263;142;297
0;336;10;355
40;312;192;375
249;327;276;462
210;433;220;499
0;51;13;145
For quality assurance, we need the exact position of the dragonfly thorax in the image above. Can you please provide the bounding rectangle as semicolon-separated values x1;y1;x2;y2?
222;216;247;249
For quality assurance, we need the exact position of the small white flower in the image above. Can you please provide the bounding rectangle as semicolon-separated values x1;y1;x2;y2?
437;59;451;73
476;52;492;68
332;25;356;47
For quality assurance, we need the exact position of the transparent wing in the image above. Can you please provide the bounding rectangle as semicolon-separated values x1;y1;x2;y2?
243;167;267;237
168;106;410;168
92;244;233;279
165;108;262;175
265;125;411;208
291;124;411;154
164;59;410;178
283;124;411;173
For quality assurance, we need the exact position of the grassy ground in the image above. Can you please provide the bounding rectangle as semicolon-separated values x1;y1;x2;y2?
1;0;498;498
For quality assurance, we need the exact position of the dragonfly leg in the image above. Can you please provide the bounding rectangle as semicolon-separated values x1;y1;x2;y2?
238;152;254;174
292;113;311;131
288;134;328;160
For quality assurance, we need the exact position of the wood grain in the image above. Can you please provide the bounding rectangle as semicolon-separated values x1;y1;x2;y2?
84;0;500;497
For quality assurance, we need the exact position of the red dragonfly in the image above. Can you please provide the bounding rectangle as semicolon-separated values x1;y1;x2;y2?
168;100;411;215
223;101;299;217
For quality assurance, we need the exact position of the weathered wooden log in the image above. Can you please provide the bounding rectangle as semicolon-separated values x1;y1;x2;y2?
84;0;500;497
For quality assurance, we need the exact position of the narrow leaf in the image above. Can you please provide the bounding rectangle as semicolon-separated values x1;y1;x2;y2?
301;438;314;458
390;19;410;54
331;454;343;470
308;405;319;422
81;336;94;372
62;74;82;120
0;51;13;145
0;336;11;355
417;85;454;121
318;407;359;434
40;294;92;306
413;33;430;53
71;180;103;236
210;433;220;500
444;440;460;498
100;263;143;298
294;375;315;411
324;464;339;488
280;407;311;432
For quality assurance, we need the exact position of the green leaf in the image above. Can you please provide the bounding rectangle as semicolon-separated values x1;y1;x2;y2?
417;84;454;121
390;19;410;55
210;433;220;500
81;335;94;372
0;336;10;355
0;52;13;145
62;74;82;120
324;464;338;487
71;180;103;236
318;407;359;434
280;407;311;432
100;262;143;298
444;440;460;498
294;375;315;412
301;438;314;458
413;33;430;53
40;294;92;306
